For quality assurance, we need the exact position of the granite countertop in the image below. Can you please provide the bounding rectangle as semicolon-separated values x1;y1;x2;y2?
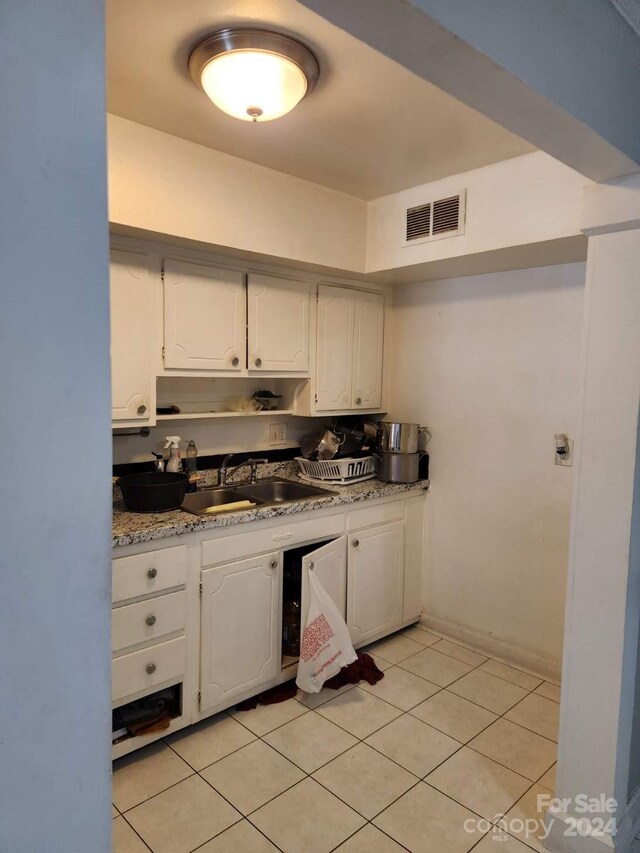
113;461;428;549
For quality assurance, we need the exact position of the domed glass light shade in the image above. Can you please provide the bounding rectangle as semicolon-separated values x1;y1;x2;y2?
189;29;319;122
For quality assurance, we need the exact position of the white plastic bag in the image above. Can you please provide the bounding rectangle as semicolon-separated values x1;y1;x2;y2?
296;569;357;693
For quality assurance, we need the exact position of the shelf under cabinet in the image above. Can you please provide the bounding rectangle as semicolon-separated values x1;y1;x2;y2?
156;409;295;421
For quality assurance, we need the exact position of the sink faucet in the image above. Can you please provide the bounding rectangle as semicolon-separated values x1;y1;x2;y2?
218;454;269;486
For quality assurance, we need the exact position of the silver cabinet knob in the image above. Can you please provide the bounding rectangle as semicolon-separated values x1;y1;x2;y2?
270;559;278;569
231;355;239;366
308;561;315;570
355;397;362;405
352;539;360;548
147;567;157;579
146;615;157;626
146;663;156;675
255;357;262;367
137;404;147;416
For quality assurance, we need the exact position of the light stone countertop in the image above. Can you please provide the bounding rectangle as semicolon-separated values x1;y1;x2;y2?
112;461;428;549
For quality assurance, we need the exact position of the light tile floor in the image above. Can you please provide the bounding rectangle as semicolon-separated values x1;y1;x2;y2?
113;625;560;853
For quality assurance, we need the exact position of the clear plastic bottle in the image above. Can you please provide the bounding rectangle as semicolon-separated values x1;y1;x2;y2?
186;440;198;492
164;436;182;473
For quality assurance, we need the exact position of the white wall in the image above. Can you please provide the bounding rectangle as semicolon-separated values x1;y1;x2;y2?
0;2;112;852
108;115;367;274
113;416;322;466
391;262;585;676
367;152;588;274
549;228;640;852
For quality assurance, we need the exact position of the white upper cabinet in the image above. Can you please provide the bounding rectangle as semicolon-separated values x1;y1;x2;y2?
248;274;311;373
352;292;385;410
316;285;385;413
110;246;155;425
316;285;355;411
163;258;245;372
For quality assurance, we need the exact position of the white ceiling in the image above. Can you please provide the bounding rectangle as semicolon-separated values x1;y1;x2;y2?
106;0;535;200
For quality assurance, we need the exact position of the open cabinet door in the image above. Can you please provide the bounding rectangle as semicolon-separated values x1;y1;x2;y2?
301;536;347;626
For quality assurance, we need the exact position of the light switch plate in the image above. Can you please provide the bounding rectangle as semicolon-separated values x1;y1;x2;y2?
269;423;287;446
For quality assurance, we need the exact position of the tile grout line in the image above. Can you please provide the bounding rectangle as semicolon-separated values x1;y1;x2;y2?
115;769;197;816
114;627;558;852
118;810;160;853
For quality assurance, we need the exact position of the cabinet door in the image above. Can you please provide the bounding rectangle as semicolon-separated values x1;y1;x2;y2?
347;521;404;645
352;291;385;409
163;258;245;371
315;285;354;411
301;537;347;622
248;274;311;372
200;552;280;713
110;247;154;423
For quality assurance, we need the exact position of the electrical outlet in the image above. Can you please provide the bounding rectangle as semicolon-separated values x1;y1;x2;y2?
269;423;287;446
555;438;574;467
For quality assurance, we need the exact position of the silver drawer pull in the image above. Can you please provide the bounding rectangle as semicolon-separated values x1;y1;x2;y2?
308;561;315;570
147;568;157;579
270;559;278;569
272;532;292;541
146;615;157;626
146;663;156;675
352;539;360;548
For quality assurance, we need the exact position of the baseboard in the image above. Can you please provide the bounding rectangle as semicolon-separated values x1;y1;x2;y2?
420;614;562;682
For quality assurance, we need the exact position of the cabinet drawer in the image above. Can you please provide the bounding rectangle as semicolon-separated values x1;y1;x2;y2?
201;513;344;567
112;545;187;604
112;636;186;704
347;500;405;531
112;591;186;654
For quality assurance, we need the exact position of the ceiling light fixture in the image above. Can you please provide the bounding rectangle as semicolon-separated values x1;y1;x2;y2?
188;28;320;123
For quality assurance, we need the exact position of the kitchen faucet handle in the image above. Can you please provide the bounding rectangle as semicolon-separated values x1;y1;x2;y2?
248;457;269;483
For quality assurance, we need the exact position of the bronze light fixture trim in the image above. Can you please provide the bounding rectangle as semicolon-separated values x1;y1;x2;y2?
188;28;320;122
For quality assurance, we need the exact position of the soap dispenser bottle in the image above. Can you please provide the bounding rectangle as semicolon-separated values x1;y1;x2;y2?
186;440;198;492
165;436;183;473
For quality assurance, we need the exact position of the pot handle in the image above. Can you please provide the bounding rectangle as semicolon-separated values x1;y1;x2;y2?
418;426;432;447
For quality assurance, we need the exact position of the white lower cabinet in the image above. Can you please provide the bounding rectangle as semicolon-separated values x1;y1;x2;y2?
301;536;347;619
347;521;405;645
113;494;424;756
200;551;281;713
112;636;187;704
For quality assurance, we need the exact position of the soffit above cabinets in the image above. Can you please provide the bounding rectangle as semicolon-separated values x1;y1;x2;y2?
106;0;535;200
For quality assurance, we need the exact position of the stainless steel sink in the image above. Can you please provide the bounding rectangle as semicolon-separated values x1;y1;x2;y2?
181;478;336;516
233;478;336;503
181;488;264;516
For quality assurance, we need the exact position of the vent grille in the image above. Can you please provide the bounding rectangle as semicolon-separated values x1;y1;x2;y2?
432;195;461;234
406;203;431;242
404;190;465;245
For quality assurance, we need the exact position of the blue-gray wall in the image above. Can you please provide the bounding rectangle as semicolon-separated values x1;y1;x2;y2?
0;1;112;851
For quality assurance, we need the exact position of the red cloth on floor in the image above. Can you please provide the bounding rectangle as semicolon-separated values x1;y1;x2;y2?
235;680;298;711
235;651;384;711
324;651;384;688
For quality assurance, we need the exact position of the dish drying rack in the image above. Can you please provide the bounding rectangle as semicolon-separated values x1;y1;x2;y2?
295;455;376;485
